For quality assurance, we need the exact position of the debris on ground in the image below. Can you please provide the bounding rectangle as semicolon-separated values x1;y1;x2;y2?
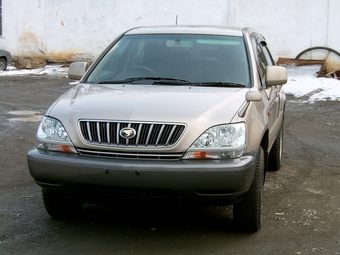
277;46;340;80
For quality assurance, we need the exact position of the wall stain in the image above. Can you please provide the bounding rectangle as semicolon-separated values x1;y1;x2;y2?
15;31;96;68
13;50;95;69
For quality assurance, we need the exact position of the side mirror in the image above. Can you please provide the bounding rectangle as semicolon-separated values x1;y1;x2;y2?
246;90;262;102
68;62;89;80
239;90;262;117
266;66;287;86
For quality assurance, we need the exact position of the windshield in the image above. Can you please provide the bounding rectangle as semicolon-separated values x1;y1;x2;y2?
86;34;250;87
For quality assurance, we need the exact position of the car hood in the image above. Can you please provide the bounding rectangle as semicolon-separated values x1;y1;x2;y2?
47;84;247;150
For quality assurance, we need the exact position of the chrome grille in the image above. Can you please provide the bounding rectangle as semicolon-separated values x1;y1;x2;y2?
77;147;183;160
79;120;186;148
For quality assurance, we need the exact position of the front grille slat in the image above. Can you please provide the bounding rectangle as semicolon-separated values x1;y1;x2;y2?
129;123;139;145
97;122;101;143
145;124;154;146
109;122;117;144
86;122;92;141
140;124;150;145
79;120;185;148
166;125;177;146
106;122;110;144
155;125;165;146
90;122;98;142
116;122;120;145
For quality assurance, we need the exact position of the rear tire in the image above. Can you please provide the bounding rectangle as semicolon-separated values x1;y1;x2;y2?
233;146;264;232
42;189;82;219
268;124;283;171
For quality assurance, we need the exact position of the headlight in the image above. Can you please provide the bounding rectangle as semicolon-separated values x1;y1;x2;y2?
36;116;77;153
182;123;246;159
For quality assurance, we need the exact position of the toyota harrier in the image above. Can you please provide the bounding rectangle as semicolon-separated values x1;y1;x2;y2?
27;26;287;232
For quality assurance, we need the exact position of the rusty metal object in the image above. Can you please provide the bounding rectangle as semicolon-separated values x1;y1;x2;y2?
326;70;340;80
277;47;340;79
295;46;340;78
295;46;340;59
276;58;324;66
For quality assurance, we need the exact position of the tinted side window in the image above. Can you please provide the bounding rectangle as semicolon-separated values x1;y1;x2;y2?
261;43;275;66
251;39;267;85
252;36;274;86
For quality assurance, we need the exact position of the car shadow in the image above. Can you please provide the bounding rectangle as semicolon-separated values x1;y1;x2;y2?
65;202;238;232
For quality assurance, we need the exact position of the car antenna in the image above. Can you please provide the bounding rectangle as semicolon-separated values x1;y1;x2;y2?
175;15;178;25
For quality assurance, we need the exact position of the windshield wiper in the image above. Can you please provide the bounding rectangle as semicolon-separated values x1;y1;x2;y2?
150;77;191;85
96;77;145;84
97;77;191;85
191;82;246;88
96;79;245;87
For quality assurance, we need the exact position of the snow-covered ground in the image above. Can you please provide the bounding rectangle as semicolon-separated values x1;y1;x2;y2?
1;64;339;103
0;65;69;78
284;65;340;102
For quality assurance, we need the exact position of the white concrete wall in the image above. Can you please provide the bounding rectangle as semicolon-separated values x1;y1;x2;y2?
43;0;229;60
1;0;339;67
227;0;339;59
328;0;340;51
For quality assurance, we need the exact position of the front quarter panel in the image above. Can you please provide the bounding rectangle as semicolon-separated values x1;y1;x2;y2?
238;98;268;153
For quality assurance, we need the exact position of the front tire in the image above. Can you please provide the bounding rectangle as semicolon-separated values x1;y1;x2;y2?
42;189;83;219
268;124;283;171
233;146;264;232
0;58;7;71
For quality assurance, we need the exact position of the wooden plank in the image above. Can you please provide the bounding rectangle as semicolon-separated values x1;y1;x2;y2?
276;58;324;66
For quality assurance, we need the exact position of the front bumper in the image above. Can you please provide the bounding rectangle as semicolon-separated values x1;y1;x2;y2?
27;148;257;205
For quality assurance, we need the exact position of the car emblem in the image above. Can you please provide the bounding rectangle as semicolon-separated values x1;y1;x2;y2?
120;127;136;139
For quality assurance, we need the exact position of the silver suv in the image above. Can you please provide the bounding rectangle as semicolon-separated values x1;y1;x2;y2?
27;26;287;232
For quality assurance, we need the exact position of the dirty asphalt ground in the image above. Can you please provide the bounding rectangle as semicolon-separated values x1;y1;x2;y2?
0;75;339;255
